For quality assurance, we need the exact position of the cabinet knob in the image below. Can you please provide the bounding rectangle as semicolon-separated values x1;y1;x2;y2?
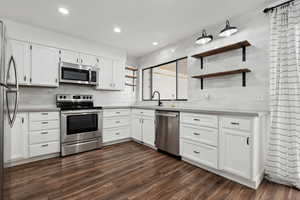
41;144;49;147
193;119;200;121
41;132;48;135
193;150;200;154
42;122;48;124
193;132;200;136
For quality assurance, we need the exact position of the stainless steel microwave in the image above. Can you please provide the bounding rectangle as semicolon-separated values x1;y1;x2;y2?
59;62;99;85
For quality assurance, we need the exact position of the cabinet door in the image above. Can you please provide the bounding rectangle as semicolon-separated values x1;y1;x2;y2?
31;44;59;87
113;60;125;90
7;40;30;85
4;113;28;162
80;53;98;66
220;129;251;179
142;117;155;147
97;57;114;90
60;49;80;64
131;116;142;141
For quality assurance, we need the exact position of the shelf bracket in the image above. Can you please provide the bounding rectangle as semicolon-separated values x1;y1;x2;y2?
242;46;246;62
200;57;203;69
201;78;204;90
242;72;246;87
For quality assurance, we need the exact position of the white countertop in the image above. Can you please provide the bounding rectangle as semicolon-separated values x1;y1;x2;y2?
18;105;269;117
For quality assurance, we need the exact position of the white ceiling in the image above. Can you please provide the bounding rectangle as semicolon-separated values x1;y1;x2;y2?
0;0;267;58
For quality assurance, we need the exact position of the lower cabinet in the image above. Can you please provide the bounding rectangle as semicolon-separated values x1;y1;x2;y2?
180;139;218;169
131;109;155;147
103;109;131;144
4;111;60;165
4;113;28;163
103;126;130;143
180;113;266;189
141;117;155;146
131;116;142;141
219;129;251;179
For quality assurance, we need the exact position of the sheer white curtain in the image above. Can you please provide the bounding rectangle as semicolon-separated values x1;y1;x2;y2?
266;0;300;188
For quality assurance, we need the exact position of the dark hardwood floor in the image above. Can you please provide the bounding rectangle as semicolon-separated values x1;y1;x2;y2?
4;141;300;200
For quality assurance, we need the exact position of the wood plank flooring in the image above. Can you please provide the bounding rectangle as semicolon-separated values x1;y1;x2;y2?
4;141;300;200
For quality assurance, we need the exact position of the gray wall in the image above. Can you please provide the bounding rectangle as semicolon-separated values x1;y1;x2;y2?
137;8;270;111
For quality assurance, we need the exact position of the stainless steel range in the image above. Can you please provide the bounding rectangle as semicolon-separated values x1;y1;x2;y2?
56;94;102;156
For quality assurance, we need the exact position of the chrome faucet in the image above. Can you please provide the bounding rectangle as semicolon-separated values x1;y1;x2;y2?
152;91;162;106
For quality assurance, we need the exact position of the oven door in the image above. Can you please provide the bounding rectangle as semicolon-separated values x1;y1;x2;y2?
61;110;102;143
60;63;91;85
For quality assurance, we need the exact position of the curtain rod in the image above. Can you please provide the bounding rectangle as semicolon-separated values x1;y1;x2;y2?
263;0;295;13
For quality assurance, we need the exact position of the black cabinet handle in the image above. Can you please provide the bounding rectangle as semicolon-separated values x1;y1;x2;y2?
230;122;240;125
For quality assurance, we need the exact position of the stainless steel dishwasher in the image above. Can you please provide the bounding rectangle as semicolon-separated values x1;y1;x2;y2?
155;110;180;156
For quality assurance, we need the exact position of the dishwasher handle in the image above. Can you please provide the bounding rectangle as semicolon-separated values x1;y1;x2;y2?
156;113;178;118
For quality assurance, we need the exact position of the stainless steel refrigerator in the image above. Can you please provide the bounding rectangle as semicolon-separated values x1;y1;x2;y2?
0;20;19;200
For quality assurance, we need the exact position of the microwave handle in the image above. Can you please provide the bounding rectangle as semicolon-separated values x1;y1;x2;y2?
89;69;92;83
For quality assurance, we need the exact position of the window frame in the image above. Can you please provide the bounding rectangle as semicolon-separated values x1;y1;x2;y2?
142;56;188;101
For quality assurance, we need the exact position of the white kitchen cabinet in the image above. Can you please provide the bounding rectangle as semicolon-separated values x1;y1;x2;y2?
60;49;80;64
102;109;131;144
30;44;59;87
7;40;31;85
131;109;155;147
142;117;155;146
220;129;251;179
97;57;113;90
4;113;29;163
131;116;142;141
97;58;125;91
113;60;125;90
80;53;98;66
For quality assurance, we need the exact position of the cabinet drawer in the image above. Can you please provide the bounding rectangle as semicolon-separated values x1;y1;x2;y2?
29;130;60;145
103;117;130;129
181;139;218;169
29;142;60;157
30;120;59;131
103;127;130;143
221;117;252;132
180;125;218;147
103;109;130;117
132;109;155;117
29;112;59;122
181;113;218;128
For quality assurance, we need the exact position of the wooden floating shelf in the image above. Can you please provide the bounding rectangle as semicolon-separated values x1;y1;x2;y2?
192;41;251;59
126;66;138;71
125;83;136;87
125;75;137;79
192;68;251;79
192;68;251;89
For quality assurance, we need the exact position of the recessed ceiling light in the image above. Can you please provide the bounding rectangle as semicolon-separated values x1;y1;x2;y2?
152;42;158;46
114;27;121;33
58;7;69;15
171;49;175;53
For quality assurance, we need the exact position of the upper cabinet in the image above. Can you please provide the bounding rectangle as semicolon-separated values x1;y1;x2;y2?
7;40;31;85
97;58;125;91
80;53;99;66
7;39;124;89
7;40;59;87
113;60;125;90
60;49;80;64
60;50;99;67
31;44;60;87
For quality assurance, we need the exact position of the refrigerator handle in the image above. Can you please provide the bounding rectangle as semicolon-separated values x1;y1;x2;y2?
6;56;19;127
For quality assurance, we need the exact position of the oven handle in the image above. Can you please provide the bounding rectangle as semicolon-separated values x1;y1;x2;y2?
61;111;102;115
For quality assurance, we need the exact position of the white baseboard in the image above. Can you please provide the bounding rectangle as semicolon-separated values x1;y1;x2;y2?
5;153;60;168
